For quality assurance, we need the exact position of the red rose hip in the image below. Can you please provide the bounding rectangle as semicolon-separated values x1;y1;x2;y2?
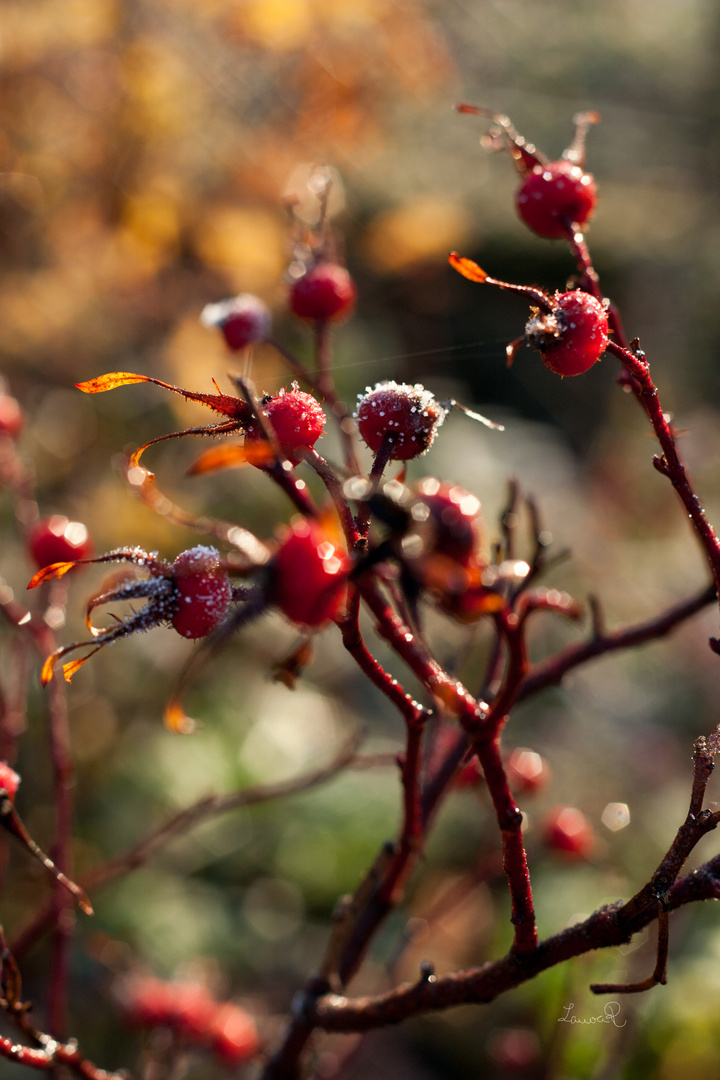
245;385;326;466
29;516;93;569
542;806;595;859
526;290;608;376
516;160;597;239
171;546;232;639
356;382;445;460
0;762;20;802
200;294;271;351
289;263;356;322
273;520;349;627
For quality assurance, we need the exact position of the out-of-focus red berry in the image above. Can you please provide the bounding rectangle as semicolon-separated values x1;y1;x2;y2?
506;748;549;796
455;755;484;789
245;386;326;466
171;546;232;639
413;478;483;567
356;382;445;461
210;1003;260;1064
542;806;595;858
487;1026;541;1073
289;263;356;322
29;516;93;569
0;394;24;439
201;294;271;351
526;291;608;376
273;520;349;628
516;160;597;239
0;762;20;802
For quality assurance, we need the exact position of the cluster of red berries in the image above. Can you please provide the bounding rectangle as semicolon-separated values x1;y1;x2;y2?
201;261;355;354
122;976;259;1065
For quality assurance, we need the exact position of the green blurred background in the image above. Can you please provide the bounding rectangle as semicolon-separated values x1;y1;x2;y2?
3;1;720;1077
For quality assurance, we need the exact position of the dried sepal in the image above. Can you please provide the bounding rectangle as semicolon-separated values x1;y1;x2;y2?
187;444;248;476
28;560;83;588
128;420;243;477
448;252;488;283
77;372;253;421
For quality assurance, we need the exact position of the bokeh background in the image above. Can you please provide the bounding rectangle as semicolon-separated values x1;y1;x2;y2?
3;1;720;1077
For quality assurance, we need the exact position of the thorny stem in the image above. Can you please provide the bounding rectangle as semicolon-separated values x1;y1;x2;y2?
606;340;720;604
518;581;716;700
565;227;720;618
300;726;720;1035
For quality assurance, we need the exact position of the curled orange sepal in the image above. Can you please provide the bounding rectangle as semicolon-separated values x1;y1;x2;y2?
187;443;249;477
28;560;82;588
62;653;98;683
41;649;62;686
448;252;488;283
40;643;101;686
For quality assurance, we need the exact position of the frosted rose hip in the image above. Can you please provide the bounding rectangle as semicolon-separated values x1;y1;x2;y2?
356;382;445;460
526;291;608;376
171;546;232;639
516;160;597;239
245;385;326;465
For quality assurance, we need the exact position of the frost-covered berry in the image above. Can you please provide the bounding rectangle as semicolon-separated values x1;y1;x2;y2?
171;546;232;639
0;762;20;802
516;160;597;239
0;394;24;439
526;290;608;376
245;385;326;465
289;263;356;322
356;382;445;460
273;520;349;628
29;516;93;569
542;806;595;859
200;294;271;351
